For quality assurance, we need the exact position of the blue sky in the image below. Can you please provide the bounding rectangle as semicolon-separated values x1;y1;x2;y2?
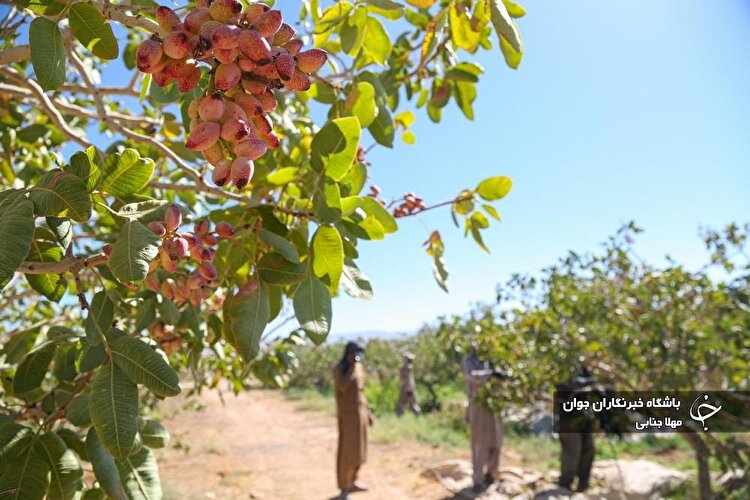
326;0;750;336
7;1;748;336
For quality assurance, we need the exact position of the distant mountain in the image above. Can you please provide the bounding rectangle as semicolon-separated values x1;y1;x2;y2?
330;330;416;341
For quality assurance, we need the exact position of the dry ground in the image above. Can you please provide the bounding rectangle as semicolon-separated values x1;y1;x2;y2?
156;389;456;499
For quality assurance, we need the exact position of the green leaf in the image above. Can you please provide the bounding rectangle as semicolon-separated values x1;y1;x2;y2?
66;391;91;426
341;7;367;56
69;2;119;60
35;432;83;500
85;428;128;500
258;229;299;263
29;17;66;91
313;179;342;224
85;290;115;345
100;149;155;197
449;3;481;52
115;200;168;220
67;147;103;192
78;339;106;372
46;217;73;250
89;363;139;462
502;0;527;18
355;72;395;148
108;221;160;282
489;0;523;68
311;117;361;181
117;447;162;500
223;283;271;362
0;195;34;291
1;329;39;364
402;130;416;145
483;204;502;221
111;336;181;397
265;167;299;186
137;418;170;449
140;74;151;103
293;275;332;345
476;176;512;201
0;424;33;464
257;252;307;285
24;236;66;302
0;437;50;500
362;17;391;65
13;342;56;394
312;226;344;293
360;197;397;233
29;170;92;222
340;259;374;300
344;82;377;127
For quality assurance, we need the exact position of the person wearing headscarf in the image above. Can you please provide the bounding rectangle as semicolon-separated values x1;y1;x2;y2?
462;343;505;492
396;353;421;416
332;341;372;499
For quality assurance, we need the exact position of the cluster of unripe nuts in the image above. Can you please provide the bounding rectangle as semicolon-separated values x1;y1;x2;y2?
392;192;426;218
135;1;327;189
142;205;235;306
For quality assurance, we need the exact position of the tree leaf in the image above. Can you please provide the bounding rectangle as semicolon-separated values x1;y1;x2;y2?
85;428;127;500
355;72;395;148
0;436;50;500
29;170;92;222
108;221;160;282
137;418;170;449
363;17;391;65
0;423;33;464
29;17;66;91
13;342;56;394
344;82;377;128
85;290;115;345
489;0;523;68
66;147;103;192
293;275;332;345
257;252;306;285
34;432;83;500
310;117;361;181
99;149;155;197
223;283;271;362
116;447;162;500
0;195;35;291
360;197;398;233
46;217;73;250
24;236;66;302
89;363;139;462
111;336;181;397
340;259;374;300
258;229;299;263
312;226;344;293
66;391;91;426
69;2;119;60
476;176;512;201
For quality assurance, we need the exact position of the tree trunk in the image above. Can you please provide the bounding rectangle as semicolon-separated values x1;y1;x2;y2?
684;433;713;500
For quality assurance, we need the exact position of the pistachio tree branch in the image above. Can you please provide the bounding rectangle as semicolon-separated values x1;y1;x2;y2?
0;44;30;65
18;253;109;275
0;67;93;149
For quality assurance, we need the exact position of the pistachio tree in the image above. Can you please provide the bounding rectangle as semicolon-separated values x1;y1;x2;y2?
0;0;525;497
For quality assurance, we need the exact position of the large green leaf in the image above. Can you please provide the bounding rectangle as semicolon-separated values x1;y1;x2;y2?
0;423;33;464
13;342;56;394
111;336;181;397
100;149;155;197
223;283;271;362
355;72;395;148
24;235;66;302
85;290;115;345
360;197;397;233
362;17;392;65
344;82;377;128
34;433;83;500
46;217;73;250
138;418;170;449
476;176;512;201
108;221;160;282
89;363;139;462
310;117;361;181
85;428;128;500
340;259;374;300
67;147;104;192
117;447;162;500
0;436;50;500
69;2;119;60
66;391;91;426
312;226;344;293
29;170;93;222
29;17;66;91
0;195;35;290
257;252;306;285
293;275;332;345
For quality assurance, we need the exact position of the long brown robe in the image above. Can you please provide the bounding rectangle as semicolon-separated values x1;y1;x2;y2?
333;362;370;490
462;353;503;486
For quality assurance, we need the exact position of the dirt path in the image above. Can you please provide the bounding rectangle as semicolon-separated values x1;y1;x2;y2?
156;390;451;500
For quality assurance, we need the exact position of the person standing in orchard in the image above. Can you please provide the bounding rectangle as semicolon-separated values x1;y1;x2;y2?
396;353;421;416
333;342;373;499
462;343;506;492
